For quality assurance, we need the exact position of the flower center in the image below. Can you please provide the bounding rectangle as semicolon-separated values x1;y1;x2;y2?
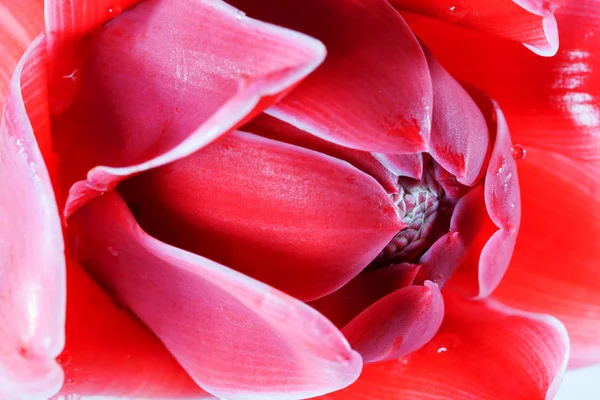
373;170;445;266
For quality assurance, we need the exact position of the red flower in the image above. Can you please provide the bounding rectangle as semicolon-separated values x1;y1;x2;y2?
0;0;596;399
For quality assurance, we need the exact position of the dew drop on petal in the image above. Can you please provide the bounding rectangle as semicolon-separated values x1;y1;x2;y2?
510;144;526;160
57;350;72;366
437;347;448;354
66;377;76;385
107;5;122;17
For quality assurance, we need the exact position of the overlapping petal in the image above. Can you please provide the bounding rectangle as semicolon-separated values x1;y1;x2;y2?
320;294;569;400
229;0;432;154
54;260;211;398
391;0;559;56
70;191;362;399
0;37;65;399
46;0;325;217
119;130;403;301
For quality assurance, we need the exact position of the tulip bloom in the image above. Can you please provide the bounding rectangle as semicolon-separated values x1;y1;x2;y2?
0;0;598;399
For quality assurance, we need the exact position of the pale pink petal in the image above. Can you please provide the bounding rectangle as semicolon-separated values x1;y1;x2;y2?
342;281;444;363
0;37;65;399
119;130;403;301
69;191;362;398
229;0;432;153
320;294;569;400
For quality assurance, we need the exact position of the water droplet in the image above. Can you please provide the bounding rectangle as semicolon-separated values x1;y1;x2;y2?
66;377;76;385
437;346;448;354
510;144;526;160
107;5;122;16
235;10;245;21
57;350;72;366
62;69;79;82
107;246;119;256
449;5;456;11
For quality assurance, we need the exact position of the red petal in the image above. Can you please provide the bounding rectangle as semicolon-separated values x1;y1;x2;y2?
244;114;399;193
70;191;362;398
48;0;325;218
342;281;443;363
392;0;559;56
449;100;521;298
320;294;569;400
0;0;43;109
309;263;420;328
0;38;65;399
493;150;600;368
372;153;423;180
120;130;403;301
229;0;432;153
423;46;489;186
55;260;211;398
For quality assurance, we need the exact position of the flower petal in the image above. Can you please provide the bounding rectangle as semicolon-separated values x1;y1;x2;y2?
0;37;65;399
423;45;489;186
0;0;43;109
244;114;399;193
309;263;420;328
342;281;444;363
47;0;325;218
372;153;423;180
229;0;432;153
392;0;559;56
320;294;569;400
70;191;362;399
119;130;403;301
55;260;211;398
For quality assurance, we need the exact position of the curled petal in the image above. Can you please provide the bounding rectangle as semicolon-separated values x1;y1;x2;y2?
372;153;423;180
120;130;403;301
0;37;65;399
392;0;559;56
229;0;432;153
320;294;569;400
309;263;420;328
48;0;326;217
342;281;444;364
70;191;362;398
55;260;210;398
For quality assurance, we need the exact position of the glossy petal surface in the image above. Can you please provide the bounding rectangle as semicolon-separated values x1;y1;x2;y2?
229;0;432;153
120;130;402;301
372;153;423;180
54;260;210;398
70;191;362;399
320;295;569;400
0;37;65;399
391;0;559;55
48;0;325;217
343;281;443;363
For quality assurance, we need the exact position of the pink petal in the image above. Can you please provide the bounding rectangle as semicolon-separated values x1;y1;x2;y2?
319;294;569;400
69;191;362;398
423;45;489;186
309;263;420;328
244;114;399;193
342;281;444;363
54;260;211;398
47;0;325;217
392;0;559;56
0;37;65;399
229;0;432;153
119;130;403;301
493;150;600;368
0;0;43;110
371;153;423;180
450;99;521;298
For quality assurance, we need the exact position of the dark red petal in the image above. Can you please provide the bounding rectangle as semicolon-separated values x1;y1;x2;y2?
244;114;399;193
309;263;420;328
320;294;569;400
450;101;521;298
70;191;362;398
120;130;403;301
228;0;432;153
54;260;211;398
0;37;65;399
372;153;423;180
423;46;489;186
48;0;325;218
342;281;443;363
392;0;559;56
